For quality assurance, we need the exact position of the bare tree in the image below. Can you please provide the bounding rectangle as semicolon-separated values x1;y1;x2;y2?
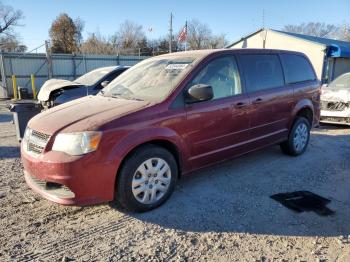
111;20;146;51
151;38;172;54
335;23;350;41
283;22;338;38
187;19;212;50
80;32;115;55
49;13;84;53
0;2;23;35
183;19;228;50
209;34;228;49
0;35;26;52
74;18;85;46
0;2;26;52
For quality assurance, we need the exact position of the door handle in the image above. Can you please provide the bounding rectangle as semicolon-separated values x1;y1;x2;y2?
252;98;263;104
234;102;248;109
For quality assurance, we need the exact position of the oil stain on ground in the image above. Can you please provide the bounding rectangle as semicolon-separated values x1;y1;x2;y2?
270;191;334;216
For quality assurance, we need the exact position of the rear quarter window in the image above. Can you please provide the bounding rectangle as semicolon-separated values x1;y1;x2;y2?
280;54;316;84
239;54;284;93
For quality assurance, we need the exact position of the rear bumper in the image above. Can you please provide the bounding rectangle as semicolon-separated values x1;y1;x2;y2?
21;146;118;206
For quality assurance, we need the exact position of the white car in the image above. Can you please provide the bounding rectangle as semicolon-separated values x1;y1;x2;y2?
320;73;350;126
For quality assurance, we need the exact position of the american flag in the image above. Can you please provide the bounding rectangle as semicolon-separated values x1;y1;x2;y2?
178;22;187;42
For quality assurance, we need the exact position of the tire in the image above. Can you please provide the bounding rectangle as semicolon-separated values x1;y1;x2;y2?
116;145;178;212
280;117;311;156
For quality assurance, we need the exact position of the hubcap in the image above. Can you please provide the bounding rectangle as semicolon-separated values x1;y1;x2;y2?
132;158;171;204
293;123;308;152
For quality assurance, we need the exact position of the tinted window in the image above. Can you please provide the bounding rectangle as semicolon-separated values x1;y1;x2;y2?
240;54;284;92
189;56;242;100
95;69;126;89
104;69;126;82
54;87;87;105
280;54;316;84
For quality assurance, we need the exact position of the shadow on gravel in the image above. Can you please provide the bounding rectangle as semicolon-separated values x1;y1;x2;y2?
126;129;350;237
0;113;12;123
0;146;20;158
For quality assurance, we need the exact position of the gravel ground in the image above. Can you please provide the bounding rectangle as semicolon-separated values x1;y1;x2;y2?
1;100;350;261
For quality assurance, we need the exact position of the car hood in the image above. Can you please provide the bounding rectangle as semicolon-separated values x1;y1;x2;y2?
37;79;82;102
28;95;151;134
321;88;350;103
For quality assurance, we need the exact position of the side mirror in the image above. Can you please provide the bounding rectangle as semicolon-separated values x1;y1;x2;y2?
101;81;109;88
185;84;213;103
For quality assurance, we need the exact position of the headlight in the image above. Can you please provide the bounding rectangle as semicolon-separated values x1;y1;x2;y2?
23;127;31;141
22;127;31;149
52;131;102;156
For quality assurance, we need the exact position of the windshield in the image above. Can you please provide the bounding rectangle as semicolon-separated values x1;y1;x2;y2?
74;67;115;86
102;56;197;101
327;73;350;90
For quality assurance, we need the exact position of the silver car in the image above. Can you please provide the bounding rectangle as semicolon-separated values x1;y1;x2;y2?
321;73;350;126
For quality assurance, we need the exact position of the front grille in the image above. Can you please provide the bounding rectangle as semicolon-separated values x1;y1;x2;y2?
26;129;51;155
32;130;51;141
28;143;44;154
321;101;349;111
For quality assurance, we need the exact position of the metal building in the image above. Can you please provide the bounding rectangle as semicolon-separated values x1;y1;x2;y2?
227;29;350;83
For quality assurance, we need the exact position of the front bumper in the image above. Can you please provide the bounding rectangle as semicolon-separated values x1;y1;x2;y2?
320;109;350;126
24;170;76;204
21;146;118;206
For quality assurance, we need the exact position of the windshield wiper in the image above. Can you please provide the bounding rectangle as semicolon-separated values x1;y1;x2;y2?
108;93;144;101
123;96;144;101
110;93;123;98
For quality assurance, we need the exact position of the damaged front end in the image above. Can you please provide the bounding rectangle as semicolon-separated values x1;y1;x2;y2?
37;79;82;110
320;89;350;125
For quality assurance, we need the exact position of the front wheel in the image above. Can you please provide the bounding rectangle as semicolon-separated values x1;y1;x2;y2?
116;145;178;212
280;117;311;156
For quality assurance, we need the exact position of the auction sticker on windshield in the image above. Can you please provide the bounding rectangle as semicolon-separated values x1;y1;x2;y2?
165;64;189;70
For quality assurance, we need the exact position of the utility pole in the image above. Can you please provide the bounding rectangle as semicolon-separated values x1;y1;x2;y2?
45;40;53;79
262;9;265;29
184;21;188;51
169;12;173;53
262;9;268;49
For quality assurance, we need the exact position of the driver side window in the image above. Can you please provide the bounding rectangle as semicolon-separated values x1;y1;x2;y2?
189;56;242;100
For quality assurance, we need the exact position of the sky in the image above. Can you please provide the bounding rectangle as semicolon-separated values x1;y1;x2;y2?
3;0;350;52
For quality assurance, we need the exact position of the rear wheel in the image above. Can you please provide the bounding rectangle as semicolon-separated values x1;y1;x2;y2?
116;145;178;212
280;117;311;156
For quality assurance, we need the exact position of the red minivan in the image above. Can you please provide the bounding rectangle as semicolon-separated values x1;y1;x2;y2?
21;49;320;212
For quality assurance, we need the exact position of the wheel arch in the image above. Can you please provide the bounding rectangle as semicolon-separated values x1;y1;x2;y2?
110;128;187;196
296;107;313;126
291;99;314;127
118;139;182;177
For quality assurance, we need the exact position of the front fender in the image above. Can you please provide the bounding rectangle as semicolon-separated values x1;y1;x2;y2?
104;126;189;173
